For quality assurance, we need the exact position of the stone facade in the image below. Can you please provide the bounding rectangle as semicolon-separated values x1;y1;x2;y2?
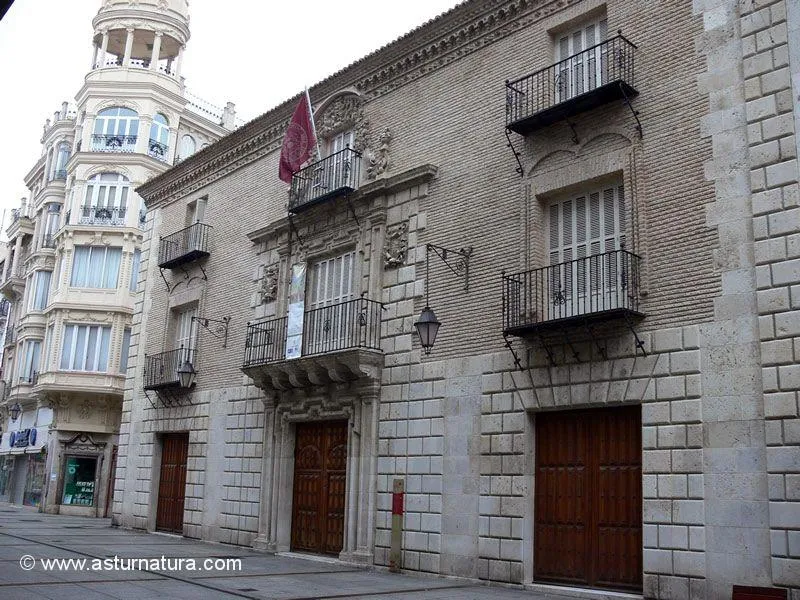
119;0;799;598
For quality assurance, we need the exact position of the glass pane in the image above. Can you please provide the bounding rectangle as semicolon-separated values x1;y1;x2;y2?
86;326;99;370
60;325;74;369
74;326;87;370
87;248;104;287
98;327;111;372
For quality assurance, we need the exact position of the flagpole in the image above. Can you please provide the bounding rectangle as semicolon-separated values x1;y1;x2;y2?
305;87;321;159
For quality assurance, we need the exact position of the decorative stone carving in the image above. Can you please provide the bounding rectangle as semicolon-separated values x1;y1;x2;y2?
383;222;408;269
366;128;392;180
259;264;279;304
77;399;94;420
316;95;369;153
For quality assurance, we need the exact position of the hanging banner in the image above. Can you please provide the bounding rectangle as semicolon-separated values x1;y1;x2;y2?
285;262;306;360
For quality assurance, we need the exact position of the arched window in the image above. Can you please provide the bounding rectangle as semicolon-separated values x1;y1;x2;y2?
53;142;70;179
82;173;130;226
148;113;169;161
179;134;195;160
92;107;139;152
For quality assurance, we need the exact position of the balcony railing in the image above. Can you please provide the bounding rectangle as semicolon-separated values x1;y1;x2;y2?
502;249;642;335
243;297;382;367
144;348;195;390
78;205;127;226
289;147;361;213
158;222;211;269
148;139;169;161
506;35;637;135
90;134;137;153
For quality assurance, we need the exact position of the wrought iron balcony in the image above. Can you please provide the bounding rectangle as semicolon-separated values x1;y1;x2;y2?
158;222;211;269
505;35;638;135
502;249;643;336
144;348;195;390
148;139;169;161
90;134;137;153
243;297;382;368
289;147;361;213
78;205;127;226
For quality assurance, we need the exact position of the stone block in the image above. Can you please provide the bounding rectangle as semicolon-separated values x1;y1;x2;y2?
673;500;705;524
659;524;689;549
671;399;702;423
643;548;673;574
673;550;705;577
654;328;684;352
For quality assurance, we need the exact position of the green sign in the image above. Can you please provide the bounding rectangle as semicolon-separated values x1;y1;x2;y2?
62;456;97;506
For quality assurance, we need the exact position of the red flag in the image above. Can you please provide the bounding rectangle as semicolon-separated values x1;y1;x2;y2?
278;92;317;183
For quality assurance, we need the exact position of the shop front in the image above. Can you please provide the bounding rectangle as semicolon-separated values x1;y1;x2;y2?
0;426;49;507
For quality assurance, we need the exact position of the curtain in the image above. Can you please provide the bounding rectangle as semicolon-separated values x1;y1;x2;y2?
120;328;131;373
60;324;112;371
71;247;121;289
129;250;141;291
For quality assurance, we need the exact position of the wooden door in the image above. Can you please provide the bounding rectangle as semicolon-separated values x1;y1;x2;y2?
156;433;189;534
291;421;348;554
535;405;641;590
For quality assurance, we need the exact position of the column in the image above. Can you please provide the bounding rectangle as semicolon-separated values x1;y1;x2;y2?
150;32;162;71
91;44;98;69
136;117;151;155
11;236;23;277
98;31;108;67
174;45;184;78
122;28;134;67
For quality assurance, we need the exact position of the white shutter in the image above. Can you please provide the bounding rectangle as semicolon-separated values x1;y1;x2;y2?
308;251;354;310
547;182;625;315
175;305;197;351
555;17;608;101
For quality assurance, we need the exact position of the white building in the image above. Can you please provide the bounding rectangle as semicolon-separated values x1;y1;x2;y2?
0;0;237;515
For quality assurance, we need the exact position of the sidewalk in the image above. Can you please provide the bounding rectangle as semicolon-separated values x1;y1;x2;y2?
0;504;585;600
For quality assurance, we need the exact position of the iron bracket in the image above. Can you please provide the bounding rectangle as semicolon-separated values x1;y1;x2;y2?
536;331;557;367
624;312;647;356
143;386;192;408
142;389;158;409
158;267;172;293
504;128;524;177
567;120;580;145
426;244;472;291
192;315;230;348
619;82;643;138
179;264;191;281
346;195;360;227
584;320;608;361
503;333;525;371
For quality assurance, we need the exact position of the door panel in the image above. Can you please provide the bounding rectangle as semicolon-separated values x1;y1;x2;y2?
156;433;189;534
292;421;347;555
535;406;641;590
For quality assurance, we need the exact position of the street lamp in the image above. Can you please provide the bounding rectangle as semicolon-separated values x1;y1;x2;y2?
413;244;472;355
414;306;441;355
9;402;21;422
177;360;197;389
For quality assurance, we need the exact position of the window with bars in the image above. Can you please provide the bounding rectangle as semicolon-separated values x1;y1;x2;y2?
555;17;608;103
307;251;355;310
60;324;111;372
547;181;626;313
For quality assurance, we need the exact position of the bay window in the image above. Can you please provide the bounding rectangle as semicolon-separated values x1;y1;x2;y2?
70;246;122;289
28;270;52;311
60;324;112;372
81;173;129;225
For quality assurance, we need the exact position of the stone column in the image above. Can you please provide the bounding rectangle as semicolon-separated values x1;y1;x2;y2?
252;395;276;551
174;45;184;78
122;28;134;67
98;31;108;67
136;117;151;155
11;236;23;277
150;32;162;71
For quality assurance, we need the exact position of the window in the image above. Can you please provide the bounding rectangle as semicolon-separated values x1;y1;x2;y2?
42;203;61;248
149;113;169;160
92;107;139;152
555;17;608;102
61;456;97;506
70;246;122;289
308;251;355;310
186;197;207;225
120;328;131;374
44;324;54;372
53;143;70;179
173;305;197;351
28;270;52;311
327;130;354;157
179;134;196;160
547;181;625;315
129;250;141;292
60;324;111;372
19;340;41;382
82;173;129;225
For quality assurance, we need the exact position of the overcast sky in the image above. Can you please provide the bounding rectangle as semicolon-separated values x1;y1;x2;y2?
0;0;461;227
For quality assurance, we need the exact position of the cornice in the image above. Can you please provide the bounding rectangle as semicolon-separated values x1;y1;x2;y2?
137;0;575;207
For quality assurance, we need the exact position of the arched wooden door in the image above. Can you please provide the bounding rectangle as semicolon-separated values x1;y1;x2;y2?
291;421;348;555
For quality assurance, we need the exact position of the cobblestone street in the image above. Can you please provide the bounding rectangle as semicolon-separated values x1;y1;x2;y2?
0;504;598;600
